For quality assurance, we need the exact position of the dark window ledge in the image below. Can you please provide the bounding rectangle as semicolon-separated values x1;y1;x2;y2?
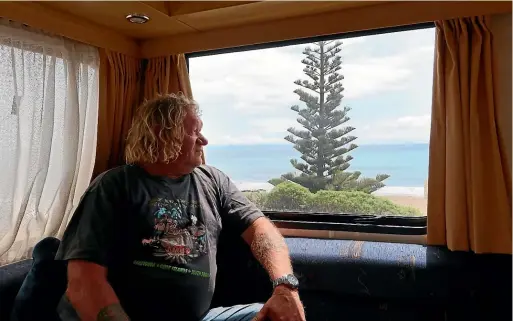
264;211;427;235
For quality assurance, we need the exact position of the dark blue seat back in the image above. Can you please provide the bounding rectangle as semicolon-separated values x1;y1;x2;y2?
9;237;67;321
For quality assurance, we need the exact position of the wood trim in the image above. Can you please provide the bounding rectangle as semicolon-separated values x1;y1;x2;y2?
0;1;140;57
167;1;258;17
278;227;427;245
141;1;512;57
141;1;171;16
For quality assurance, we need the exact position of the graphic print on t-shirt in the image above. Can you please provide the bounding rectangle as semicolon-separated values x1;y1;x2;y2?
141;197;207;265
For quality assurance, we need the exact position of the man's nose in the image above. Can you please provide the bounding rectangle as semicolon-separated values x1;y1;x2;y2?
199;134;208;146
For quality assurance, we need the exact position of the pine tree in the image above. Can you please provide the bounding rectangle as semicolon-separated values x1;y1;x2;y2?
274;41;389;193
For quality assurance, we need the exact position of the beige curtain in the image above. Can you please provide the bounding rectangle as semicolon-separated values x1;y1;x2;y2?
427;16;512;254
0;20;100;264
143;54;192;100
93;49;142;178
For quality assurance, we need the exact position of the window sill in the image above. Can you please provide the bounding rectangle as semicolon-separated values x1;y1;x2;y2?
264;211;427;236
279;227;427;244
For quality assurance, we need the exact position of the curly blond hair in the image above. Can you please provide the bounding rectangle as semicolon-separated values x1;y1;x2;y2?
125;93;199;164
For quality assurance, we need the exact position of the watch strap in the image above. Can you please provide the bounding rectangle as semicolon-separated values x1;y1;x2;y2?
272;274;299;289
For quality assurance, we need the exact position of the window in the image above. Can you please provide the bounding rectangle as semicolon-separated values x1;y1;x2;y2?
188;25;435;224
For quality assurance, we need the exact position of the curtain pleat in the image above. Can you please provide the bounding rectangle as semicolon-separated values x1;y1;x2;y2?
93;49;142;178
143;54;193;100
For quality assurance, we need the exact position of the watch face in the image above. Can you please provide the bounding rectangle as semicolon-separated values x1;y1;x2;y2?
287;274;299;287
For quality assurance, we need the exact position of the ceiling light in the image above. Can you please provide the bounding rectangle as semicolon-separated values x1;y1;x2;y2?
126;13;150;24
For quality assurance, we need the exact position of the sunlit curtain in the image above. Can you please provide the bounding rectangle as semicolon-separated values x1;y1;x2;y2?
427;16;512;254
0;19;100;265
93;49;142;179
143;54;193;100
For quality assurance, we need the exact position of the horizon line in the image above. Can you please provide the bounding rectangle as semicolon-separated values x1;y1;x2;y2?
206;141;429;147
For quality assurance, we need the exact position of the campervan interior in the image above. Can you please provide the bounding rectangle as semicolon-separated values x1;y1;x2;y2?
0;1;511;321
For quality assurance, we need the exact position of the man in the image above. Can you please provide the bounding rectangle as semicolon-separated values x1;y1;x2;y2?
56;93;306;321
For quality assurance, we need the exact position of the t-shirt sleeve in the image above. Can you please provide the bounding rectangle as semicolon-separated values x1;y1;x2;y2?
216;169;265;235
55;170;125;266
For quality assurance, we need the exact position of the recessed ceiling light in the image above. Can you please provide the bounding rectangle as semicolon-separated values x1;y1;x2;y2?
126;13;150;24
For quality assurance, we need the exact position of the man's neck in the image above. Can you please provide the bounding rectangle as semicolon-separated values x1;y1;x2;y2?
139;162;193;178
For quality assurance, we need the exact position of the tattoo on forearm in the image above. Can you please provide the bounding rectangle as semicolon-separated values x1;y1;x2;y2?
97;303;130;321
250;228;290;271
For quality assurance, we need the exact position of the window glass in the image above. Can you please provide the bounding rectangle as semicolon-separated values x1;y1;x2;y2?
189;27;435;217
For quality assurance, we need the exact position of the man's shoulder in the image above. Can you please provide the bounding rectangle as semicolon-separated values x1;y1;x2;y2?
194;164;225;176
193;165;229;187
89;165;135;191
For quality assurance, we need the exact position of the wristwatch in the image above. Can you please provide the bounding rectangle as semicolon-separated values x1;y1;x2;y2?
272;274;299;290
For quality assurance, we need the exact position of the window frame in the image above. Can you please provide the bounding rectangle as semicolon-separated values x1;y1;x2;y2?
186;22;435;236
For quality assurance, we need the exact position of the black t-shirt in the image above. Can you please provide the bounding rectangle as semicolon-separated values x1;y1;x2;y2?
55;164;264;321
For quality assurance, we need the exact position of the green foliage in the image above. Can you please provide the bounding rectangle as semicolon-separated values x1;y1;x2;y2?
280;172;330;193
267;177;286;186
328;171;390;194
245;182;422;216
244;191;268;209
269;170;390;194
277;40;389;194
309;190;420;216
264;182;312;211
286;41;356;179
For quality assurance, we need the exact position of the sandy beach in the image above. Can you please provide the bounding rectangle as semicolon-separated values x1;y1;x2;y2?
378;195;427;214
373;183;428;214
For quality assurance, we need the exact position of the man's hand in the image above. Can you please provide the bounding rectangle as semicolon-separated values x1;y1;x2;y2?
242;218;304;320
253;286;306;321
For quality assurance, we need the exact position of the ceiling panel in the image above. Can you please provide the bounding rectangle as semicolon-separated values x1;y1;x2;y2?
140;1;169;15
8;0;510;58
167;1;257;16
177;1;383;31
0;1;139;56
42;1;194;39
40;1;384;39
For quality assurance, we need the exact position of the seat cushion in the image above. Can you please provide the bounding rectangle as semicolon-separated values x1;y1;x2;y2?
0;259;33;320
10;237;67;321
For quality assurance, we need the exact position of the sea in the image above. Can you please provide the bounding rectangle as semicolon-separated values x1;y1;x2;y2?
204;143;429;197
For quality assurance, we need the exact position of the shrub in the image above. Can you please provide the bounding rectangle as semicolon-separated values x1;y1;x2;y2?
244;191;268;209
244;182;422;216
264;182;312;211
309;190;421;216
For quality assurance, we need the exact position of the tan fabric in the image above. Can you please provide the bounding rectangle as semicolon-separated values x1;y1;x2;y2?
143;54;192;100
427;16;512;254
94;49;142;178
489;13;512;195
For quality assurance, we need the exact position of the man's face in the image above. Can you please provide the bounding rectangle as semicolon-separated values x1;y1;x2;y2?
175;110;208;169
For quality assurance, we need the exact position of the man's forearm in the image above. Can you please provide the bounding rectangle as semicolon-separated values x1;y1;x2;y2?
67;284;130;321
67;283;130;321
247;218;293;280
66;261;130;321
96;303;130;321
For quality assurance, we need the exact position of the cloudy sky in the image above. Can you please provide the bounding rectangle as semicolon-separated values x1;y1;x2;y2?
189;27;436;146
